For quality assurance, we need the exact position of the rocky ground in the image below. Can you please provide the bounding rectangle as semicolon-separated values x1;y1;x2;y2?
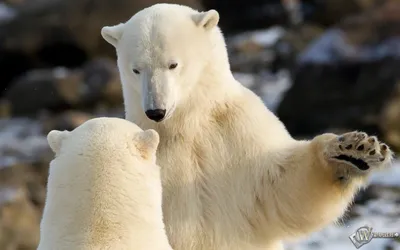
0;0;399;249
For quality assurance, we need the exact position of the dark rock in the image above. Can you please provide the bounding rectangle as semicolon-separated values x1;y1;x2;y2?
277;1;400;138
380;81;400;152
227;27;285;72
202;0;288;34
0;99;11;118
82;58;122;106
0;0;202;96
277;58;400;137
3;58;122;116
201;0;381;34
40;110;94;134
271;24;324;73
3;67;83;116
354;185;380;205
308;0;361;27
0;49;34;97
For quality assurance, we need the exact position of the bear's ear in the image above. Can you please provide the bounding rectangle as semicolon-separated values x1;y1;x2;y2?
192;9;220;31
101;23;125;47
134;129;160;160
47;130;70;154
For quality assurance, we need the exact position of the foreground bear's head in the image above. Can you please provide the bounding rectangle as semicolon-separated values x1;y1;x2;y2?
39;118;172;249
47;117;159;162
101;4;226;122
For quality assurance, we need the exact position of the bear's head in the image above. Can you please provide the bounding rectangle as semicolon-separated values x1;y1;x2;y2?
47;117;160;161
101;4;227;123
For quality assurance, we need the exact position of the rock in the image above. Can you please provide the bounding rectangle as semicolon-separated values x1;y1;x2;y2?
0;188;40;250
272;24;324;72
380;81;400;152
277;58;400;137
0;3;16;23
0;162;50;250
40;110;94;134
298;0;400;65
0;0;202;93
277;1;400;138
4;67;83;116
0;99;11;118
3;58;122;116
0;119;50;168
227;27;286;72
310;0;362;27
281;0;303;26
0;117;53;249
354;185;381;205
201;0;383;34
202;0;288;34
82;58;122;106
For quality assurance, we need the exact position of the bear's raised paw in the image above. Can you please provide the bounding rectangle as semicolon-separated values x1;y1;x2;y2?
325;131;393;174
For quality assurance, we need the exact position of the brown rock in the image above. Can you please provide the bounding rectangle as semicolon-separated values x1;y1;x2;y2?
380;81;400;153
0;0;203;95
0;0;203;60
312;0;363;27
0;162;50;250
4;68;84;116
338;0;400;46
40;110;94;134
82;58;122;106
4;58;123;116
0;189;41;250
0;99;11;118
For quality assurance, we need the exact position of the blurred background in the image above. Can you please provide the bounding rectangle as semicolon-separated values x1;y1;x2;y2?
0;0;399;249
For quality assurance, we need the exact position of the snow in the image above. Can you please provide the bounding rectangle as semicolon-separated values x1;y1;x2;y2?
249;27;286;47
285;215;400;250
230;26;286;48
0;3;16;22
234;70;292;112
258;70;292;111
369;161;400;187
0;187;20;206
286;162;400;250
53;67;69;79
233;72;256;89
0;118;49;168
298;29;400;64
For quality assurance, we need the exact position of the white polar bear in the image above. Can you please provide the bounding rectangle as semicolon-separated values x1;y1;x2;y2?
37;117;173;250
101;4;394;250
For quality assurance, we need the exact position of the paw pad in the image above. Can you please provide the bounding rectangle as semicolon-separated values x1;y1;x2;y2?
329;131;392;172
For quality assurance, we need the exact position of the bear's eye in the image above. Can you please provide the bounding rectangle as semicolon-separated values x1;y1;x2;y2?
169;63;178;70
132;69;140;74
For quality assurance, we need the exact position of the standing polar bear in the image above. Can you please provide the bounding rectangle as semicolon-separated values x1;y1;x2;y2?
101;3;394;250
38;117;172;250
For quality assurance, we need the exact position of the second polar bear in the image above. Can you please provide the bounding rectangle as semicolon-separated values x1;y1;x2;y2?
101;4;394;250
37;117;172;250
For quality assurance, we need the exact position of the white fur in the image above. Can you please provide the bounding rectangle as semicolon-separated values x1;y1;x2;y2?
38;117;172;250
102;4;393;250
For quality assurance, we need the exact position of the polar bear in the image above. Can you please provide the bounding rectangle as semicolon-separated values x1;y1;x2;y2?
101;4;394;250
37;117;172;250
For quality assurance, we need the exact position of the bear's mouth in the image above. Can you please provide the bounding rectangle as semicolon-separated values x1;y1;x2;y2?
161;104;176;122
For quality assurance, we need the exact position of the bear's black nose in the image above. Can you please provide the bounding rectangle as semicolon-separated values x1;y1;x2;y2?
145;109;166;122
